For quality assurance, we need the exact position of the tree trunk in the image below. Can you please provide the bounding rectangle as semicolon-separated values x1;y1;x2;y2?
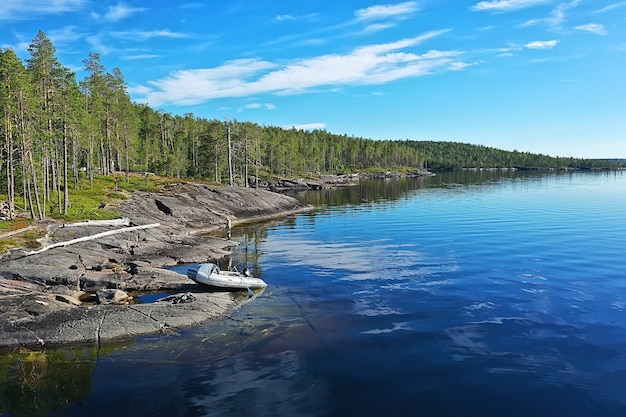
63;117;69;215
227;122;233;186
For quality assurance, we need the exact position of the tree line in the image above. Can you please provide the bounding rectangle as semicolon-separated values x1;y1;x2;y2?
0;31;424;220
1;31;621;221
408;141;625;171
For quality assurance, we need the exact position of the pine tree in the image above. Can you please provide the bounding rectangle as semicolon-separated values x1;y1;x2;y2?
26;30;67;219
0;48;33;218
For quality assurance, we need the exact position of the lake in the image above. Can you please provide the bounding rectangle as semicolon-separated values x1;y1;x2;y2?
1;170;626;417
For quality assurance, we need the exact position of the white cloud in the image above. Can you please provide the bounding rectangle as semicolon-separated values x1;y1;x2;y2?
104;3;147;21
0;41;30;54
48;26;85;45
593;2;626;14
275;13;318;22
120;54;160;60
520;0;580;29
575;23;608;36
86;34;113;55
110;30;188;41
238;103;276;112
525;40;559;49
134;58;277;105
356;1;419;20
286;123;327;131
472;0;549;12
362;23;398;34
0;0;86;20
133;31;458;107
86;28;186;55
449;61;473;71
275;14;295;21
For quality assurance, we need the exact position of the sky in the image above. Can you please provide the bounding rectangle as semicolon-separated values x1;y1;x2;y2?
1;0;625;158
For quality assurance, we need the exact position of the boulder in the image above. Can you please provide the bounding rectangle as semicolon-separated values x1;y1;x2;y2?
96;289;132;305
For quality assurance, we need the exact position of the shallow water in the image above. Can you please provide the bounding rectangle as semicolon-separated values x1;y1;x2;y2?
1;170;626;417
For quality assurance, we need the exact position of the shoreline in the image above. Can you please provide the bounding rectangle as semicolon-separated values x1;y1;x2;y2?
0;182;313;349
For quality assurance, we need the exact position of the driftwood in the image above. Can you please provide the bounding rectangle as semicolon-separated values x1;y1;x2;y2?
62;218;132;227
26;223;160;256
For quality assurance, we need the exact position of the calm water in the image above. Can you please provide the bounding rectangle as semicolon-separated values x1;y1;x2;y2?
1;171;626;417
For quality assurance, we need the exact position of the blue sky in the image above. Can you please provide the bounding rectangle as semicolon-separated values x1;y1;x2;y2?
1;1;624;158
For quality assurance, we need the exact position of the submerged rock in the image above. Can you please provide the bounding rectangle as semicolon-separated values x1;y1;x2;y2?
156;292;196;304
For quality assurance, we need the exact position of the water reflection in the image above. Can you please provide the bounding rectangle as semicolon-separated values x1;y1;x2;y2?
1;171;625;417
293;175;430;209
186;350;328;417
0;346;101;416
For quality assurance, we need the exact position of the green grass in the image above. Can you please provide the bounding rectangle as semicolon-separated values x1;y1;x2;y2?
0;173;187;252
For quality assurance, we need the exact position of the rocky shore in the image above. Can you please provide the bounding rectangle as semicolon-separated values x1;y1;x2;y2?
262;169;433;192
0;182;312;349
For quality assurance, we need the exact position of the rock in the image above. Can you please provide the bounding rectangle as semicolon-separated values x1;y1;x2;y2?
0;182;312;348
55;294;82;306
96;289;132;305
156;292;196;304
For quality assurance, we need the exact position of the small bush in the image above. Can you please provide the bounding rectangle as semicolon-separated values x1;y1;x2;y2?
23;239;41;249
0;238;18;252
107;192;128;200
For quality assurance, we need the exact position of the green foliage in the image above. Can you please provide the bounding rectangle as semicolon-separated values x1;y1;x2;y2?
0;220;43;253
0;31;623;230
0;347;98;417
408;141;626;170
50;177;123;221
0;238;19;253
0;218;31;231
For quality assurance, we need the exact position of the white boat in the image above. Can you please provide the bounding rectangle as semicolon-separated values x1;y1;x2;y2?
186;263;267;290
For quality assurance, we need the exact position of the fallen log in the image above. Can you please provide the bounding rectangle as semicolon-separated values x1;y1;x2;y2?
62;218;132;227
25;223;161;256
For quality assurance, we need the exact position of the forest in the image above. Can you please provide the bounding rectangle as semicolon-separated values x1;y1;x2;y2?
1;31;622;221
409;141;625;171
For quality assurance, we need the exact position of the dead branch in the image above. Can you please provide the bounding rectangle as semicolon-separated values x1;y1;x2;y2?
26;223;160;256
62;218;132;227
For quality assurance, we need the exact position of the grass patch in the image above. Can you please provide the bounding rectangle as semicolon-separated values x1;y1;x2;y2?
0;172;225;252
0;219;31;232
49;174;158;221
0;238;19;253
0;223;45;253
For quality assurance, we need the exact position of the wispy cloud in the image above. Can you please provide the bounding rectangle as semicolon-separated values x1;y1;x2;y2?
362;23;398;34
48;26;85;45
269;2;417;47
0;0;86;20
275;14;295;21
575;23;608;35
525;40;559;49
86;34;114;55
86;29;186;55
120;54;160;60
521;0;581;29
275;13;318;22
132;31;459;106
104;3;147;21
286;123;327;131
352;2;419;35
593;2;626;14
110;30;188;41
472;0;550;12
355;1;419;20
449;61;473;71
238;103;276;112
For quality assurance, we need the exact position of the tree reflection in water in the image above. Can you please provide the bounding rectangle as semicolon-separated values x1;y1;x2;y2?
0;345;102;416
